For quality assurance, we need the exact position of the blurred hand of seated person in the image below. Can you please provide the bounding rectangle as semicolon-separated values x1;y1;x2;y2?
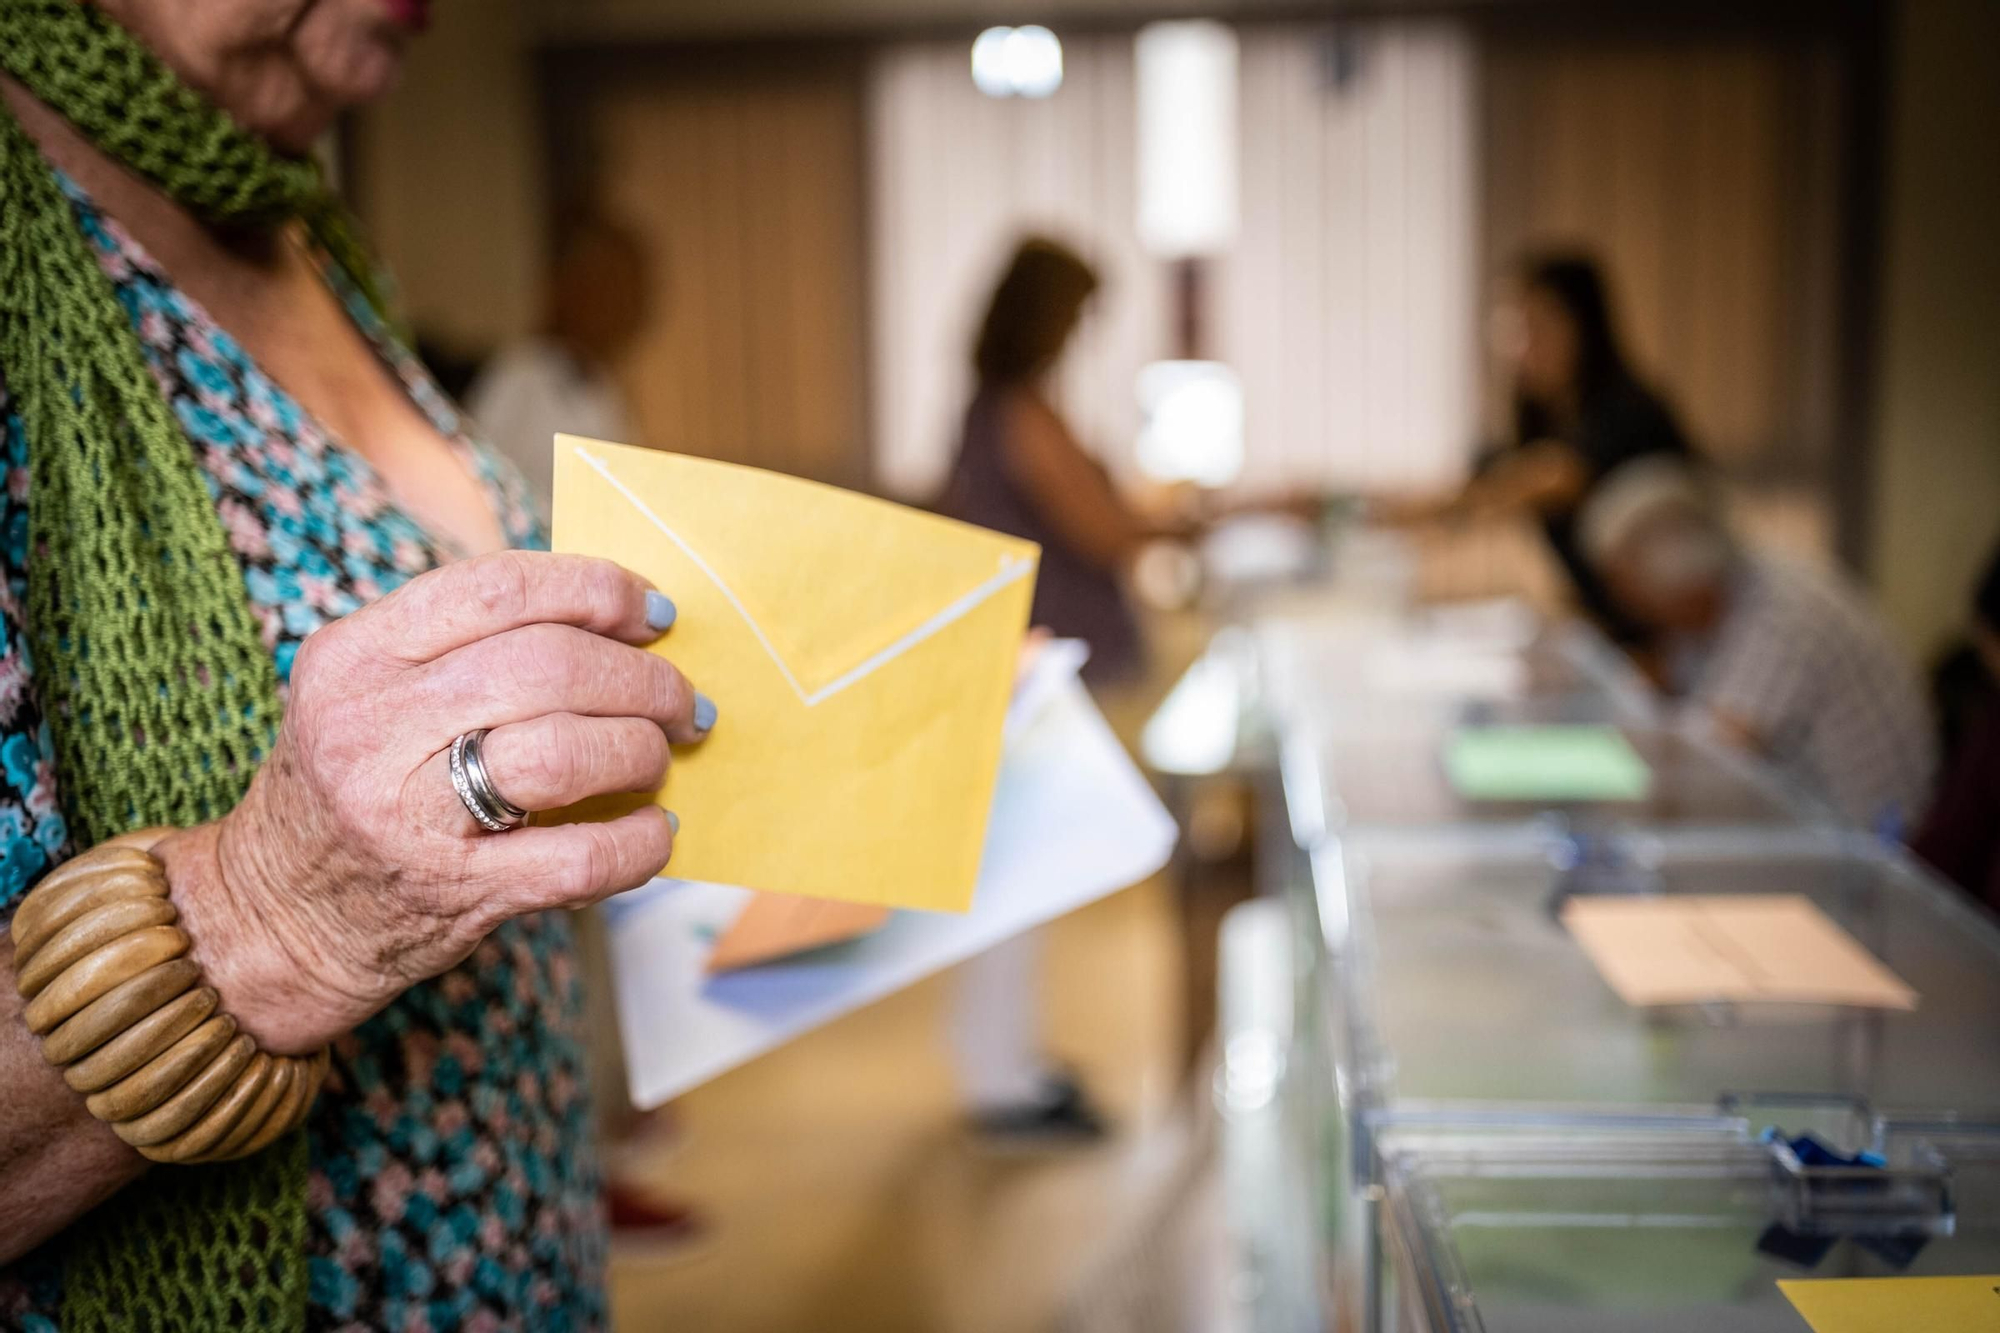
1372;439;1588;530
1190;483;1326;528
1368;489;1456;528
1580;457;1936;831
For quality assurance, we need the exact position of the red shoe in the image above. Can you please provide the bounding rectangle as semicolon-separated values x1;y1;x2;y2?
606;1183;714;1261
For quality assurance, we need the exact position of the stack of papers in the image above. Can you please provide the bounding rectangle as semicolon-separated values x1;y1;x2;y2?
1444;725;1654;802
1562;894;1919;1010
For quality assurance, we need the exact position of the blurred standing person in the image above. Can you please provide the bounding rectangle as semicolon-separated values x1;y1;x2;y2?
1911;543;2000;906
938;237;1153;689
1581;457;1935;831
469;209;652;515
939;237;1162;1145
1388;252;1695;646
471;209;704;1250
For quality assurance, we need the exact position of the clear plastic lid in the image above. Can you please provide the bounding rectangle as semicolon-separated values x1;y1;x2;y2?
1255;611;1654;733
1324;842;2000;1122
1285;710;1822;845
1383;1115;2000;1333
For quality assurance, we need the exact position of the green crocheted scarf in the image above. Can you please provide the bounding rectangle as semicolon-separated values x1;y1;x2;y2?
0;2;391;1326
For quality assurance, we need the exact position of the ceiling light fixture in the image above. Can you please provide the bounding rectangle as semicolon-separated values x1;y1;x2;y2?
971;25;1064;99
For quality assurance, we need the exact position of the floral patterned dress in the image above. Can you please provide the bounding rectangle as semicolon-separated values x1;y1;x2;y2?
0;176;606;1332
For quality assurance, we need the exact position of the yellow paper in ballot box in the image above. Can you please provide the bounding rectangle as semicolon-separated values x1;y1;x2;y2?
552;436;1039;912
1780;1276;2000;1332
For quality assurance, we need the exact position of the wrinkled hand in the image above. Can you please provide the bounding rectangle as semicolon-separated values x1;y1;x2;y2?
157;552;705;1054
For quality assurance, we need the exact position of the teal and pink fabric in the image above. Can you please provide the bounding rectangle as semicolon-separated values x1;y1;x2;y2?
0;175;606;1332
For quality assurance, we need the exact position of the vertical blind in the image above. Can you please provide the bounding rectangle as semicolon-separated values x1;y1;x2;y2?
865;21;1481;502
867;35;1169;501
1480;36;1848;473
588;62;871;486
1218;22;1480;494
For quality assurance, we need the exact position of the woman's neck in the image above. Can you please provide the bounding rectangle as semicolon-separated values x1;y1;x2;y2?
3;73;508;560
0;71;287;274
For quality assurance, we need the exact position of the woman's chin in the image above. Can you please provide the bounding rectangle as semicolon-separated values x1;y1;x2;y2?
250;43;407;153
310;31;410;112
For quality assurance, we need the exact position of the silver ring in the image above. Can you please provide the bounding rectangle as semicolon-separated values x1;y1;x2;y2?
449;729;528;833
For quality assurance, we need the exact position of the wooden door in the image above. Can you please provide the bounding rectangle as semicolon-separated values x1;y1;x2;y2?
551;48;871;488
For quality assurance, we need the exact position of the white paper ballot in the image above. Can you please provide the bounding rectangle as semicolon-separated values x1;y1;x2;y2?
602;659;1179;1107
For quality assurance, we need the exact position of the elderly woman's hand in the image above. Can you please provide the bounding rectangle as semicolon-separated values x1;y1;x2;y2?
153;551;703;1055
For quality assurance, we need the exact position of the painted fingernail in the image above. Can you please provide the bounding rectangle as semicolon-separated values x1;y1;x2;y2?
693;693;718;735
665;810;680;835
645;591;677;632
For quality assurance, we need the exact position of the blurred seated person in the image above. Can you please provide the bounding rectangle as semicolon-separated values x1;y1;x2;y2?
469;209;653;514
938;237;1158;690
1384;252;1694;645
1581;457;1934;830
1911;543;2000;905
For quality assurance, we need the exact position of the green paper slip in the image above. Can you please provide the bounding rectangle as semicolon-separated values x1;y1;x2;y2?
1444;725;1654;802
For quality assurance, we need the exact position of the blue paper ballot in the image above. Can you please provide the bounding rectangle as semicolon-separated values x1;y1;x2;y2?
1444;724;1653;802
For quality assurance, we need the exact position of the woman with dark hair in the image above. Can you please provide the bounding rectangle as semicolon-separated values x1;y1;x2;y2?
1399;250;1696;642
939;237;1152;687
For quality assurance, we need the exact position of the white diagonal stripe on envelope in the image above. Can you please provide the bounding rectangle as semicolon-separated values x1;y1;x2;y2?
574;445;1035;707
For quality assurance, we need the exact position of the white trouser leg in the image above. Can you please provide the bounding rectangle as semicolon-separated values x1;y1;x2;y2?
952;929;1050;1110
573;905;645;1168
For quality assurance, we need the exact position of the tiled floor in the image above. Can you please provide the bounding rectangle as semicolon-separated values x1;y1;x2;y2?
608;873;1188;1332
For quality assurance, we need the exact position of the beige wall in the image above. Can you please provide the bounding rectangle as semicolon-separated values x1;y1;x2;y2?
351;0;545;356
351;1;1999;660
1869;0;2000;660
585;61;870;483
1481;36;1846;473
350;17;871;484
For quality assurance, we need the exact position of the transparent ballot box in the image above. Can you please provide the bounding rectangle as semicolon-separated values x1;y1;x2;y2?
1216;896;1329;1333
1380;1117;2000;1333
1141;607;1642;783
1282;711;1824;848
1253;605;1654;737
1253;595;1834;849
1322;841;2000;1162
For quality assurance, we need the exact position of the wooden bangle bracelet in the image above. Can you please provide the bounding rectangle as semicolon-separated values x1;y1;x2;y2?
10;831;330;1164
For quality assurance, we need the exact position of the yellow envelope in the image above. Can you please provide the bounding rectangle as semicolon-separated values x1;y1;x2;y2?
552;436;1039;912
1779;1276;2000;1332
